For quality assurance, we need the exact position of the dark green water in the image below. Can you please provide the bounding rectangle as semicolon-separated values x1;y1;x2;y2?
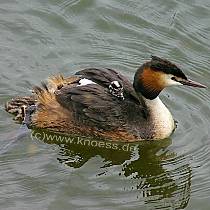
0;0;210;209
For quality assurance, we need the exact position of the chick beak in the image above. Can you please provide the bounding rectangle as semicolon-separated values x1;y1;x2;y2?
180;79;207;88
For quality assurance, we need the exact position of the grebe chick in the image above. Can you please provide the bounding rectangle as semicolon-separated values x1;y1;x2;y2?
109;81;124;100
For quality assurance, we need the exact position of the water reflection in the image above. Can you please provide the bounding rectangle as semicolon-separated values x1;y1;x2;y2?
32;129;191;209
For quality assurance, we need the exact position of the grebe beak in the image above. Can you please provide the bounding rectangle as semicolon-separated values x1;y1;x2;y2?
180;79;207;88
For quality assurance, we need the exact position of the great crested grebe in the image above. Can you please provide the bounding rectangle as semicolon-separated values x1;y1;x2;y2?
5;56;206;142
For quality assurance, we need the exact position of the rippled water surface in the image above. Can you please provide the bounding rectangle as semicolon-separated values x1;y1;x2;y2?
1;0;210;209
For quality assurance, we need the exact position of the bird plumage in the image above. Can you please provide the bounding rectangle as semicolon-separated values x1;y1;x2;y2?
5;56;206;141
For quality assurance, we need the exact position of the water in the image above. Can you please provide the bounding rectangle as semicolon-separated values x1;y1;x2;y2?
0;0;210;209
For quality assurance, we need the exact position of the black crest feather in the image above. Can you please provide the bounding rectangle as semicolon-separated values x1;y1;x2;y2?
150;56;187;80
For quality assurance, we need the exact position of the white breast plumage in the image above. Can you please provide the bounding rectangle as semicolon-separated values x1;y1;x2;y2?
144;97;175;139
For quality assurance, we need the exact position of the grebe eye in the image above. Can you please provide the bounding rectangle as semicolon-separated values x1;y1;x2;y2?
171;77;177;81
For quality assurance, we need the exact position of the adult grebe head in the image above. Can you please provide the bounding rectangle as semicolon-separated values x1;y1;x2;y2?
133;56;207;100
